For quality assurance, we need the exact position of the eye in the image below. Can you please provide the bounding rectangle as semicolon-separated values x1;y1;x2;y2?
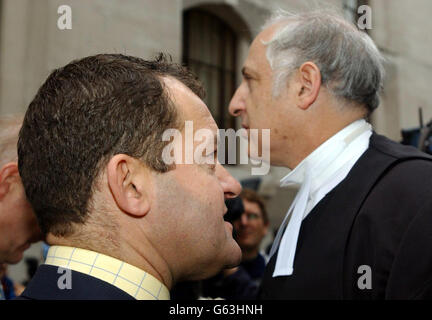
247;213;260;221
243;73;253;81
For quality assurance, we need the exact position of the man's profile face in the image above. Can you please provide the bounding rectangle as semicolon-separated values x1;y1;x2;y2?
233;199;268;252
143;77;242;281
0;166;42;264
228;23;300;166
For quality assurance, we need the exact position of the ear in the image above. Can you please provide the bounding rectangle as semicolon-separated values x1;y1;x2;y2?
107;154;150;217
296;62;321;110
0;162;19;200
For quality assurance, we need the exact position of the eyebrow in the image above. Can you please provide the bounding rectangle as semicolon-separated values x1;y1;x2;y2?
241;66;259;78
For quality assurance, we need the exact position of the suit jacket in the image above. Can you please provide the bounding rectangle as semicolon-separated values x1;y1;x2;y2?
260;133;432;299
17;265;134;300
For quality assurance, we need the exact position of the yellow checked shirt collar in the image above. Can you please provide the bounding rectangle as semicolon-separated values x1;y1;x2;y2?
45;245;170;300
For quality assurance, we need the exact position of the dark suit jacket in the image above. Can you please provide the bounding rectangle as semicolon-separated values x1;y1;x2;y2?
260;133;432;299
17;265;134;300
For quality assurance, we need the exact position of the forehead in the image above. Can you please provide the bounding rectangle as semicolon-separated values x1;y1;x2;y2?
162;76;218;134
243;199;263;215
244;23;282;72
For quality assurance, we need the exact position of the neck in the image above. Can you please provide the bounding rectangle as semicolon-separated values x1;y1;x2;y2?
116;236;173;289
287;109;366;169
241;247;259;262
47;229;174;290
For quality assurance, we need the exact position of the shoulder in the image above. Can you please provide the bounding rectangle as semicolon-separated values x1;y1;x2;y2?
367;133;432;190
20;264;135;300
361;159;432;220
356;134;432;226
369;132;432;162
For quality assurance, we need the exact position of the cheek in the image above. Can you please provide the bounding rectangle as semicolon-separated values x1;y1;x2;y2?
250;222;262;235
233;221;241;230
17;206;37;231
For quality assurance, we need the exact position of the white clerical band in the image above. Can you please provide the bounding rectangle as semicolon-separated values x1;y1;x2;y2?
271;172;312;276
270;120;372;277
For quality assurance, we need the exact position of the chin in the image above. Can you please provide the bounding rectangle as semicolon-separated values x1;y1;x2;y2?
6;251;24;265
237;238;252;248
226;243;242;268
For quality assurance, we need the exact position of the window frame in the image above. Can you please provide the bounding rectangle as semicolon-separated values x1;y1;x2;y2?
182;8;237;131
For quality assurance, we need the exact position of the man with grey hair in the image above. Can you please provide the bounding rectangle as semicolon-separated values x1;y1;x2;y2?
229;10;432;299
0;115;41;266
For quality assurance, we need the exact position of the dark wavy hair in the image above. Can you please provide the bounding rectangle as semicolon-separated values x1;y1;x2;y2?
18;53;204;236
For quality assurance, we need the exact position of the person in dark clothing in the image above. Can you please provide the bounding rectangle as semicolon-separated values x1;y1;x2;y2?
0;263;25;299
228;9;432;299
231;189;269;284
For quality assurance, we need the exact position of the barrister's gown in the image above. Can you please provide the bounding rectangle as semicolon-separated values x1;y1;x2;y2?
260;133;432;299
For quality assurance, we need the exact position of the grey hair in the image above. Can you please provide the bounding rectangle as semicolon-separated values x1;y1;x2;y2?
263;9;385;113
0;114;23;168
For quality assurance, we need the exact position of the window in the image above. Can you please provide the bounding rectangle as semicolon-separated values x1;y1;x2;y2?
182;9;237;130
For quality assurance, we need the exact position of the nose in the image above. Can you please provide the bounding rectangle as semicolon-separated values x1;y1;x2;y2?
240;212;248;226
228;83;246;117
216;164;242;199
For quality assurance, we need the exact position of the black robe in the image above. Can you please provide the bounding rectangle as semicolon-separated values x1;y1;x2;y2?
260;133;432;299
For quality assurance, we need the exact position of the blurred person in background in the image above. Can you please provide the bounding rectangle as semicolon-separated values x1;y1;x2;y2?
231;189;269;283
201;189;269;300
0;115;42;266
0;263;25;299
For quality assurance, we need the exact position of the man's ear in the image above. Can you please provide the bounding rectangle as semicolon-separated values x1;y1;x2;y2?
296;61;322;110
0;162;19;200
107;154;150;217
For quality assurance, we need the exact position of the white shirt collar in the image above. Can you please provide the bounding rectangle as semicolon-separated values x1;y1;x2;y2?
280;119;372;190
271;119;372;277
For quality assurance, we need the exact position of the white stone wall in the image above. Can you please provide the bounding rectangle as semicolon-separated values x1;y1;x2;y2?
0;0;182;116
370;0;432;140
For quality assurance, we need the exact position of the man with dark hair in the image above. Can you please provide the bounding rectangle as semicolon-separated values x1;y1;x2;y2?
17;53;242;300
229;9;432;299
232;189;269;280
